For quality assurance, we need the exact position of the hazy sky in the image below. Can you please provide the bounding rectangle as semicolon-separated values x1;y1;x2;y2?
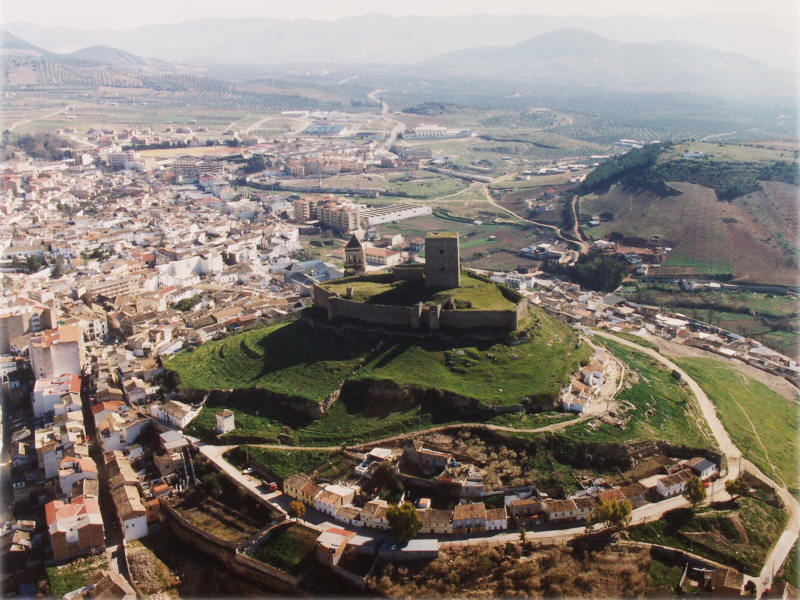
2;0;797;29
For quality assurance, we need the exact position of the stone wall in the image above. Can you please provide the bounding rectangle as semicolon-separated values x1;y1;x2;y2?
313;275;530;332
392;264;424;281
329;297;417;327
425;235;460;288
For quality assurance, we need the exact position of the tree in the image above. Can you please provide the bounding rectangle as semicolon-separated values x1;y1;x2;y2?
725;478;749;499
589;499;632;533
386;502;421;542
683;476;706;509
26;255;45;273
289;501;306;519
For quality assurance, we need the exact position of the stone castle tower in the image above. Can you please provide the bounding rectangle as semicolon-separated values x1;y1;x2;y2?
344;234;366;276
425;232;460;288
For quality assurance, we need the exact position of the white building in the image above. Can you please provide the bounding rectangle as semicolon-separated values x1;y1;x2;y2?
315;484;356;516
656;469;695;498
216;409;235;434
29;325;85;380
32;373;81;418
150;400;199;429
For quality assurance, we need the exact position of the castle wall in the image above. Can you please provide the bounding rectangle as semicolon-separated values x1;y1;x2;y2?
328;298;416;327
392;264;424;282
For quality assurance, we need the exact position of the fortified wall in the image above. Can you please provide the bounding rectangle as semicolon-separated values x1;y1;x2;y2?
312;273;528;332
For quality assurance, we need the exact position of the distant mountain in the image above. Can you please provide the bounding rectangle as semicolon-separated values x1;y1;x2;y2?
1;29;53;55
419;29;793;98
63;45;157;66
0;30;230;93
4;13;797;70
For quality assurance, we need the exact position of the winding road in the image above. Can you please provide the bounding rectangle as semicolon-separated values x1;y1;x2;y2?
479;184;589;253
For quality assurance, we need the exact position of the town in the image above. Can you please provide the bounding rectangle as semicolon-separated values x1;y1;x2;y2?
0;123;797;597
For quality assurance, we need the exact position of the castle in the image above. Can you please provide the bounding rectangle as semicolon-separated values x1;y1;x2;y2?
312;232;528;332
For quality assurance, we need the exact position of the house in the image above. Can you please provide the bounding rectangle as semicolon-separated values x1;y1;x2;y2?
360;498;390;530
656;469;695;498
283;473;322;505
335;505;363;528
596;488;626;504
96;413;150;453
710;568;743;597
216;409;235;434
545;499;579;525
28;325;85;380
452;502;486;535
32;373;82;418
58;456;98;496
62;570;137;600
315;484;356;516
110;484;148;540
572;497;596;522
159;430;189;452
44;495;104;561
150;400;198;429
153;451;185;478
509;498;545;527
401;441;452;477
619;483;648;509
685;457;718;481
106;452;148;540
418;509;452;535
315;527;355;566
485;507;508;531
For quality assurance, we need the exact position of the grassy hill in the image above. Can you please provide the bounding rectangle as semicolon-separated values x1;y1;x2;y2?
674;356;799;491
168;307;591;443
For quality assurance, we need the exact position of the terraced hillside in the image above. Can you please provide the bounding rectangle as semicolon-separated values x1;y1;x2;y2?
167;307;591;442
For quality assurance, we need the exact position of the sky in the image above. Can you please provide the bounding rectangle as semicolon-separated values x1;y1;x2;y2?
2;0;797;29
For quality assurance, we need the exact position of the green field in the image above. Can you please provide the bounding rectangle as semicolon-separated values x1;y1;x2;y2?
252;524;318;575
674;357;800;490
351;314;589;407
629;497;788;576
381;171;468;199
646;556;684;596
320;271;517;310
225;447;357;480
562;341;716;449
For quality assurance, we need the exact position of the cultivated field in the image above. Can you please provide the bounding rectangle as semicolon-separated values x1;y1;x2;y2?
581;181;800;285
225;447;357;480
